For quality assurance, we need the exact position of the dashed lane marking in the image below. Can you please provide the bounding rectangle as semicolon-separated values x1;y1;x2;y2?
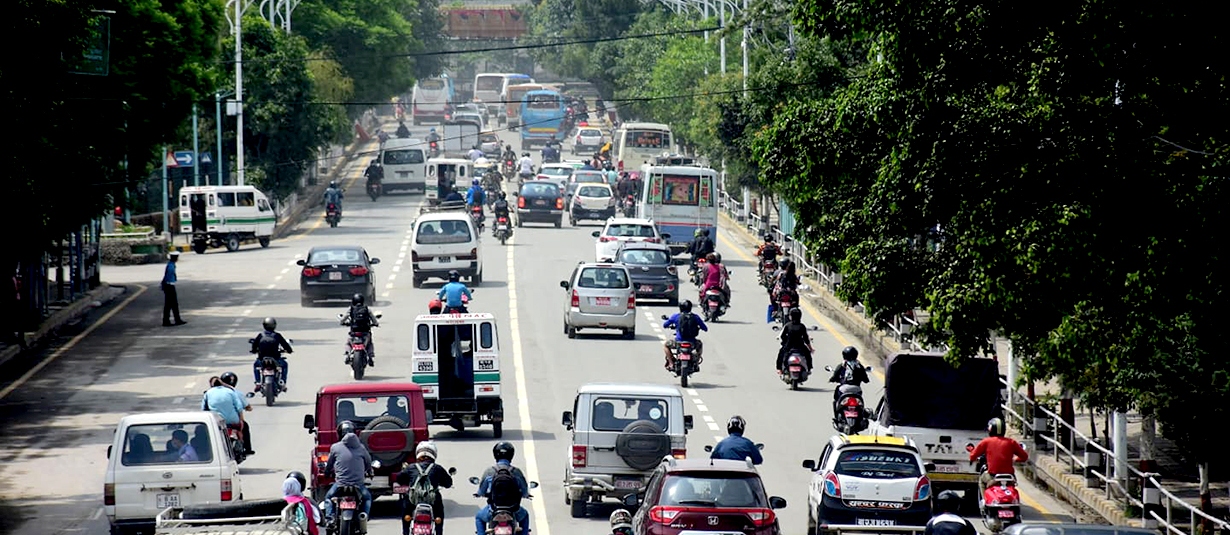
707;422;720;431
392;265;401;272
183;381;195;389
242;309;253;317
280;268;290;274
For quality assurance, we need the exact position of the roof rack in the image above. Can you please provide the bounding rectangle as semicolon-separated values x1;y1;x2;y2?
419;200;468;215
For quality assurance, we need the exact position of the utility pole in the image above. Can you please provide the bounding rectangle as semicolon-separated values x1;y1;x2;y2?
719;0;726;73
741;0;748;94
215;92;225;185
161;145;170;238
192;103;201;186
226;0;252;185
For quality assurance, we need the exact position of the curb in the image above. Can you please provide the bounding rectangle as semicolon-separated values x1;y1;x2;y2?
272;130;380;241
1033;454;1139;526
0;284;121;368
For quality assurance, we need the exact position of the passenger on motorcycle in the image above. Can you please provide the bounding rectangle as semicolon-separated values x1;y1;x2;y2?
437;270;473;313
662;300;708;369
475;442;531;535
502;145;517;165
283;471;322;535
250;317;292;391
322;421;374;524
323;181;344;214
466;178;486;211
396;441;453;535
342;294;378;366
608;509;633;535
518;152;534;181
968;417;1028;495
541;144;560;164
218;372;254;454
687;228;715;267
776;308;814;373
924;490;977;535
755;235;781;273
699;252;731;307
710;416;763;465
770;260;800;305
202;374;252;454
828;346;869;405
396;121;411;138
468;145;484;162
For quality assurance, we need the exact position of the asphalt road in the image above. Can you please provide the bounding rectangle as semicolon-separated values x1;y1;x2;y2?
0;122;1076;535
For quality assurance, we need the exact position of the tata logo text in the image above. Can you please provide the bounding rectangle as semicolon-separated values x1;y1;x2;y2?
924;443;954;454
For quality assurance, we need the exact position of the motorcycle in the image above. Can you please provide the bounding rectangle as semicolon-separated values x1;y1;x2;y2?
661;315;700;387
493;214;513;245
824;365;873;434
470;205;486;231
327;460;382;535
367;179;382;201
621;195;636;217
502;158;516;179
972;452;1024;532
325;203;341;228
771;324;819;390
429;140;440;158
224;424;247;464
758;257;778;288
247;337;292;407
467;476;539;535
773;290;797;325
340;313;381;381
702;287;726;322
396;466;457;535
688;258;708;288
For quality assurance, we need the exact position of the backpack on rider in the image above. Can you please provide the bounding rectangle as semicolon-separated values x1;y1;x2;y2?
488;465;521;510
676;312;700;340
407;462;439;506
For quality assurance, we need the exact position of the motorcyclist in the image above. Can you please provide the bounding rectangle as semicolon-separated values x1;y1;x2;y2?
699;252;731;307
501;144;517;167
396;121;411;138
687;228;715;267
202;374;252;455
437;270;473;313
322;421;374;524
608;510;632;535
662;300;708;370
323;181;343;216
283;470;321;535
777;308;814;373
468;144;484;162
427;127;440;144
342;293;378;367
475;442;531;535
829;346;870;406
491;192;512;234
377;129;390;146
541;141;559;164
214;372;254;454
968;417;1029;495
364;160;383;195
770;259;800;306
755;234;781;274
250;317;292;392
518;152;535;182
710;416;763;465
396;441;453;535
924;490;977;535
466;178;486;210
444;186;465;204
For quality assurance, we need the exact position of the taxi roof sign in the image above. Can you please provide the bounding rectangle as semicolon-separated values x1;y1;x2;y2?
842;435;908;446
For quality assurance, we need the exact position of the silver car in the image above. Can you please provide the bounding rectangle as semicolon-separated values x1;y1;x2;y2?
560;262;637;339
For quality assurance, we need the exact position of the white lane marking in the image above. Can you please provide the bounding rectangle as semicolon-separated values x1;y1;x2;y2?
707;422;720;431
702;415;714;422
392;265;401;272
215;340;226;346
385;282;395;289
696;404;709;412
273;276;282;282
281;268;290;274
687;389;699;396
506;235;551;535
400;245;408;252
0;284;149;402
287;259;298;266
183;381;195;389
92;508;103;520
381;292;390;298
398;251;407;259
252;301;261;306
387;273;396;281
242;309;253;316
226;328;237;334
173;397;185;404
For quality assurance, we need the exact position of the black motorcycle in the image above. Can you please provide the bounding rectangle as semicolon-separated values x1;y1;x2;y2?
467;476;539;535
661;315;700;387
367;179;382;201
397;466;457;535
340;313;381;380
771;324;819;390
325;203;341;228
824;364;874;434
326;460;381;535
247;338;292;407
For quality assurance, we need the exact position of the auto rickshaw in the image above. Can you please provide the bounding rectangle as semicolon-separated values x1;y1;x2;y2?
410;313;504;437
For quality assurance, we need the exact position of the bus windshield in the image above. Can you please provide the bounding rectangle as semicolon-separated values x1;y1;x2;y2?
420;79;445;90
476;76;502;91
627;130;669;149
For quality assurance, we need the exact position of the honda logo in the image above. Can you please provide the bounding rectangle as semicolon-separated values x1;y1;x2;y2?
708;516;719;526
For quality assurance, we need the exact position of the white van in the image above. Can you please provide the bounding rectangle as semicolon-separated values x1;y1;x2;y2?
425;157;473;205
105;411;244;534
410;209;483;286
179;185;276;254
380;137;429;193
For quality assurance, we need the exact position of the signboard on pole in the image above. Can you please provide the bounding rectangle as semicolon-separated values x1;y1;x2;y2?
174;151;196;167
69;16;111;76
165;151;180;168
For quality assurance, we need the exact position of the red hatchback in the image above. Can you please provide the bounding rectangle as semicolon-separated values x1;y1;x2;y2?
624;458;787;535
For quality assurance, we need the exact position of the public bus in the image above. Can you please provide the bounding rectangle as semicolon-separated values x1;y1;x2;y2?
411;75;455;125
473;73;509;115
614;122;673;172
638;165;718;254
519;89;567;150
503;83;543;126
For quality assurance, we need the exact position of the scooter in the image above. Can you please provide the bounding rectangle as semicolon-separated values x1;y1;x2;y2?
972;452;1024;532
325;203;341;228
396;466;457;535
467;476;540;535
339;313;381;381
493;214;513;245
773;290;797;325
470;205;486;231
689;258;708;288
824;365;873;434
702;287;726;322
224;425;247;464
622;195;636;217
771;324;819;390
758;257;778;288
661;315;701;387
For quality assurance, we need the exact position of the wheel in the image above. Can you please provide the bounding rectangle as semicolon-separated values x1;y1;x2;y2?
517;217;524;228
668;296;679;306
569;497;587;518
567;325;577;339
192;241;207;254
623;328;635;340
569;215;576;226
806;507;818;535
330;219;338;228
300;296;313;307
473;271;483;284
554;217;562;228
791;378;800;391
499;235;507;245
352;352;366;380
263;376;277;406
680;372;689;388
412;275;423;288
225;234;240;252
258;237;270;248
492;421;503;438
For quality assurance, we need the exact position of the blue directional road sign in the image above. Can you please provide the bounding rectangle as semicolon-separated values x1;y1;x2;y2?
174;151;195;167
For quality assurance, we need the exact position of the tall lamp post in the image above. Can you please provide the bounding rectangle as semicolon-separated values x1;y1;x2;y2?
225;0;253;185
215;90;234;185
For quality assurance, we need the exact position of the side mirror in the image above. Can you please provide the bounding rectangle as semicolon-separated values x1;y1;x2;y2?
811;326;820;331
769;496;787;509
245;392;255;398
756;443;765;450
559;281;570;289
622;493;640;507
802;459;816;470
468;476;481;485
660;314;669;321
107;445;112;459
683;415;693;430
529;481;539;489
247;338;256;344
561;411;574;429
370;258;381;265
296;259;307;266
865;366;873;372
771;325;781;332
924;462;936;472
338;313;346;319
591;231;601;238
823;365;834;372
448;467;458;475
303;414;316;431
703;445;713;453
375;313;383;319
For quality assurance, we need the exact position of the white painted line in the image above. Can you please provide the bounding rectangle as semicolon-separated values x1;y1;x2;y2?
273;276;282;282
707;422;720;431
392;265;401;272
388;273;396;281
381;292;390;298
281;268;290;274
687;389;699;396
215;340;226;346
702;415;714;422
226;328;237;334
399;251;407;259
400;245;408;252
287;259;298;266
91;507;104;520
713;435;724;443
696;404;709;412
385;282;395;289
252;301;261;306
259;292;268;299
183;381;195;389
241;309;253;316
173;397;185;404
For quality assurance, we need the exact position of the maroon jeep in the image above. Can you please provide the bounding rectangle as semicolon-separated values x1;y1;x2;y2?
302;382;430;501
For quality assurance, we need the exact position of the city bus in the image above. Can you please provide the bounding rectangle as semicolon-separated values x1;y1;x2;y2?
638;165;718;255
614;122;673;172
473;73;510;115
411;75;455;125
503;83;543;127
519;89;567;150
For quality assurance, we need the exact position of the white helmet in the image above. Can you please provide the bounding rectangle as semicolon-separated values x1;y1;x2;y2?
475;157;490;165
415;441;438;461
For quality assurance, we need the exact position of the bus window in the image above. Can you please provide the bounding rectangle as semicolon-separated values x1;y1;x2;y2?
628;130;669;149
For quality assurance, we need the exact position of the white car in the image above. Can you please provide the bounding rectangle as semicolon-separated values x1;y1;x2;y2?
536;163;575;190
591;217;665;262
802;434;934;533
573;127;606;154
410;210;484;286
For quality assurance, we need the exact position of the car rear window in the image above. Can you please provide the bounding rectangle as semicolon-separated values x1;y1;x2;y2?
575;173;606;183
580;129;602;136
578;186;610;198
541;167;572;177
619;249;670;265
384;149;425;165
578;267;630;289
605;224;657;238
522;183;560;196
336;395;411;427
416;220;473;244
660;473;767;507
121;423;214;465
309;249;363;264
834;449;922;479
591;397;668;431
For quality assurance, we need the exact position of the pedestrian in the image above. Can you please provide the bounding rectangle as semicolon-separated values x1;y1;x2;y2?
162;251;186;327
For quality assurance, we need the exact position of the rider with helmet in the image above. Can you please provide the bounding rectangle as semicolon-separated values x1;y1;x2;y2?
710;416;763;465
475;442;531;535
342;293;378;366
777;308;814;373
968;417;1029;495
323;180;344;218
250;317;293;392
755;234;781;274
282;470;321;535
662;300;709;370
609;510;634;535
924;490;977;535
437;270;473;313
828;346;869;406
396;120;412;138
466;178;487;223
699;252;730;307
396;441;454;535
687;228;715;267
322;421;374;525
491;192;512;236
202;373;252;454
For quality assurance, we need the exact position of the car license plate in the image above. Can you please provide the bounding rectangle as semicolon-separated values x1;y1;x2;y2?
614;478;641;489
329;272;342;280
437;256;452;263
998;509;1016;518
639;285;653;293
393;485;410;494
844;409;860;417
589;212;601;218
340;500;358;510
591;297;611;306
856;519;896;526
930;464;963;473
156;493;180;508
534;200;547;206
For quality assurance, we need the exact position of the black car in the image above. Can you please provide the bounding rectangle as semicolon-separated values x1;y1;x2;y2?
298;246;380;306
515;181;564;228
615;241;679;304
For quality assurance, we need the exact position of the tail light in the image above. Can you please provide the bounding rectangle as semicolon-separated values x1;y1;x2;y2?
352;343;367;350
415;511;433;523
576;136;582;144
518;197;526;208
599;236;613;242
671;448;687;459
646;237;660;243
571;445;587;467
618;160;624;170
627;294;636;310
844;396;861;407
914;475;932;501
317;452;330;470
349;266;369;276
823;472;842;497
571;290;579;307
744;509;777;527
221;479;233;501
302;267;322;277
104;483;115;506
555;197;564;209
648;506;683;523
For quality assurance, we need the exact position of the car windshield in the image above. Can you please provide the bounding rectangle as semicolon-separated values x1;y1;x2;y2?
660;473;767;508
480;133;498;143
577;267;630;289
619;248;670;265
591;397;668;431
578;186;610;198
574;173;605;183
335;394;411;427
834;449;923;479
121;423;214;465
541;167;572;177
605;224;656;238
522;183;559;196
309;249;364;264
417;220;473;244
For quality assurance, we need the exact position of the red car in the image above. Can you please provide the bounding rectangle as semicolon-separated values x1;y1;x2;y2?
623;458;787;535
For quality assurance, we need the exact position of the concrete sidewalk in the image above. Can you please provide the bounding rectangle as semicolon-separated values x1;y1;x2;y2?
0;284;123;368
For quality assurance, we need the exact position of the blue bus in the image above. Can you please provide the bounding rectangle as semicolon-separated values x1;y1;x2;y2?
518;89;567;150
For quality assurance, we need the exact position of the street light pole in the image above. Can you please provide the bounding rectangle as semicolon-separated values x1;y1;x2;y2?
719;0;726;73
192;103;201;186
741;0;748;94
215;90;233;185
227;0;249;185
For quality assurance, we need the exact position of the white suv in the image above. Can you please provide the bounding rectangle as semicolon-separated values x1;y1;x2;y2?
410;210;483;286
591;218;666;262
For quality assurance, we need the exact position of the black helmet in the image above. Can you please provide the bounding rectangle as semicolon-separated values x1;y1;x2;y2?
679;300;693;313
987;417;1006;437
337;420;357;437
609;509;633;529
789;308;802;322
493;441;515;462
726;415;746;435
220;372;238;387
262;317;277;331
841;346;858;361
712;252;722;263
702;228;711;236
935;490;962;513
448;270;461;282
764;234;774;242
287;470;307;492
352;293;365;305
499;192;507;200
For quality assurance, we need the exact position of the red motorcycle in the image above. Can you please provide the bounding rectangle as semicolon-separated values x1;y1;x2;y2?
758;257;778;288
325;203;341;228
780;351;809;390
429;140;440;158
470;204;485;231
774;291;796;325
621;195;636;217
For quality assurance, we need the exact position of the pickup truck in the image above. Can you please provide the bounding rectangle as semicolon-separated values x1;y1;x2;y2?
155;500;301;534
866;352;1006;504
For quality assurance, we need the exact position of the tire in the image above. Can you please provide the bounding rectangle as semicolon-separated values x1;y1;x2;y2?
263;375;277;406
225;234;241;252
499;235;507;245
517;217;524;228
365;415;411;466
806;508;818;535
567;325;577;339
192;241;207;254
791;378;800;391
668;296;679;307
474;271;483;285
180;498;288;520
622;328;635;340
492;421;503;438
554;217;562;228
258;237;270;248
569;498;587;518
680;372;689;388
351;351;366;380
301;296;313;307
615;419;670;471
412;275;423;288
338;515;353;535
